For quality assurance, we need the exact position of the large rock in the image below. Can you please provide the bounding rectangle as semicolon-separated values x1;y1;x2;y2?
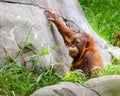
0;0;119;68
32;75;120;96
0;0;71;68
85;75;120;96
32;82;99;96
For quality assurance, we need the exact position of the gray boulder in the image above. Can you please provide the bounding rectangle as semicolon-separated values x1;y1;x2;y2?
85;75;120;96
32;82;99;96
0;0;71;68
33;75;120;96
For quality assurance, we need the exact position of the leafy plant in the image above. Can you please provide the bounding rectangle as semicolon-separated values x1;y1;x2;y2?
63;70;87;83
40;45;60;56
0;63;36;95
17;25;34;57
97;64;120;76
35;69;63;87
91;58;120;77
0;60;63;96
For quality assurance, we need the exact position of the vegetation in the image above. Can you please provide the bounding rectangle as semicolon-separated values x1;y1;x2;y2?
96;58;120;76
78;0;120;44
1;56;120;95
63;70;87;83
0;60;63;96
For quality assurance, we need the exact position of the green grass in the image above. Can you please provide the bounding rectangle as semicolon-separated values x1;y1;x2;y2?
0;63;37;95
63;70;87;83
0;44;62;96
78;0;120;44
97;58;120;76
0;62;63;96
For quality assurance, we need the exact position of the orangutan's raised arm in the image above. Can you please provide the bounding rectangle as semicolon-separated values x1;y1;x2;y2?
45;8;75;46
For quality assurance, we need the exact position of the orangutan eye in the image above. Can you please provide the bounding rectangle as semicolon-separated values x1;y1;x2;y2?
76;41;79;45
71;41;74;44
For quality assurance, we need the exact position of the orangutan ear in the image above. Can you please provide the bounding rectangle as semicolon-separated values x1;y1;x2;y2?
85;41;89;48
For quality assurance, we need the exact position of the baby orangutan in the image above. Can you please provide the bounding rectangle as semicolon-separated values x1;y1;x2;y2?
45;8;103;77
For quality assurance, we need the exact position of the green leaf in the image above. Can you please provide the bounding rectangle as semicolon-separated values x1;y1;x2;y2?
51;45;60;50
40;48;49;56
25;20;31;25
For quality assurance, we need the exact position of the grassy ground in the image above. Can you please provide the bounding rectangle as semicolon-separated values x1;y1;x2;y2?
0;62;63;96
78;0;120;44
1;60;120;95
